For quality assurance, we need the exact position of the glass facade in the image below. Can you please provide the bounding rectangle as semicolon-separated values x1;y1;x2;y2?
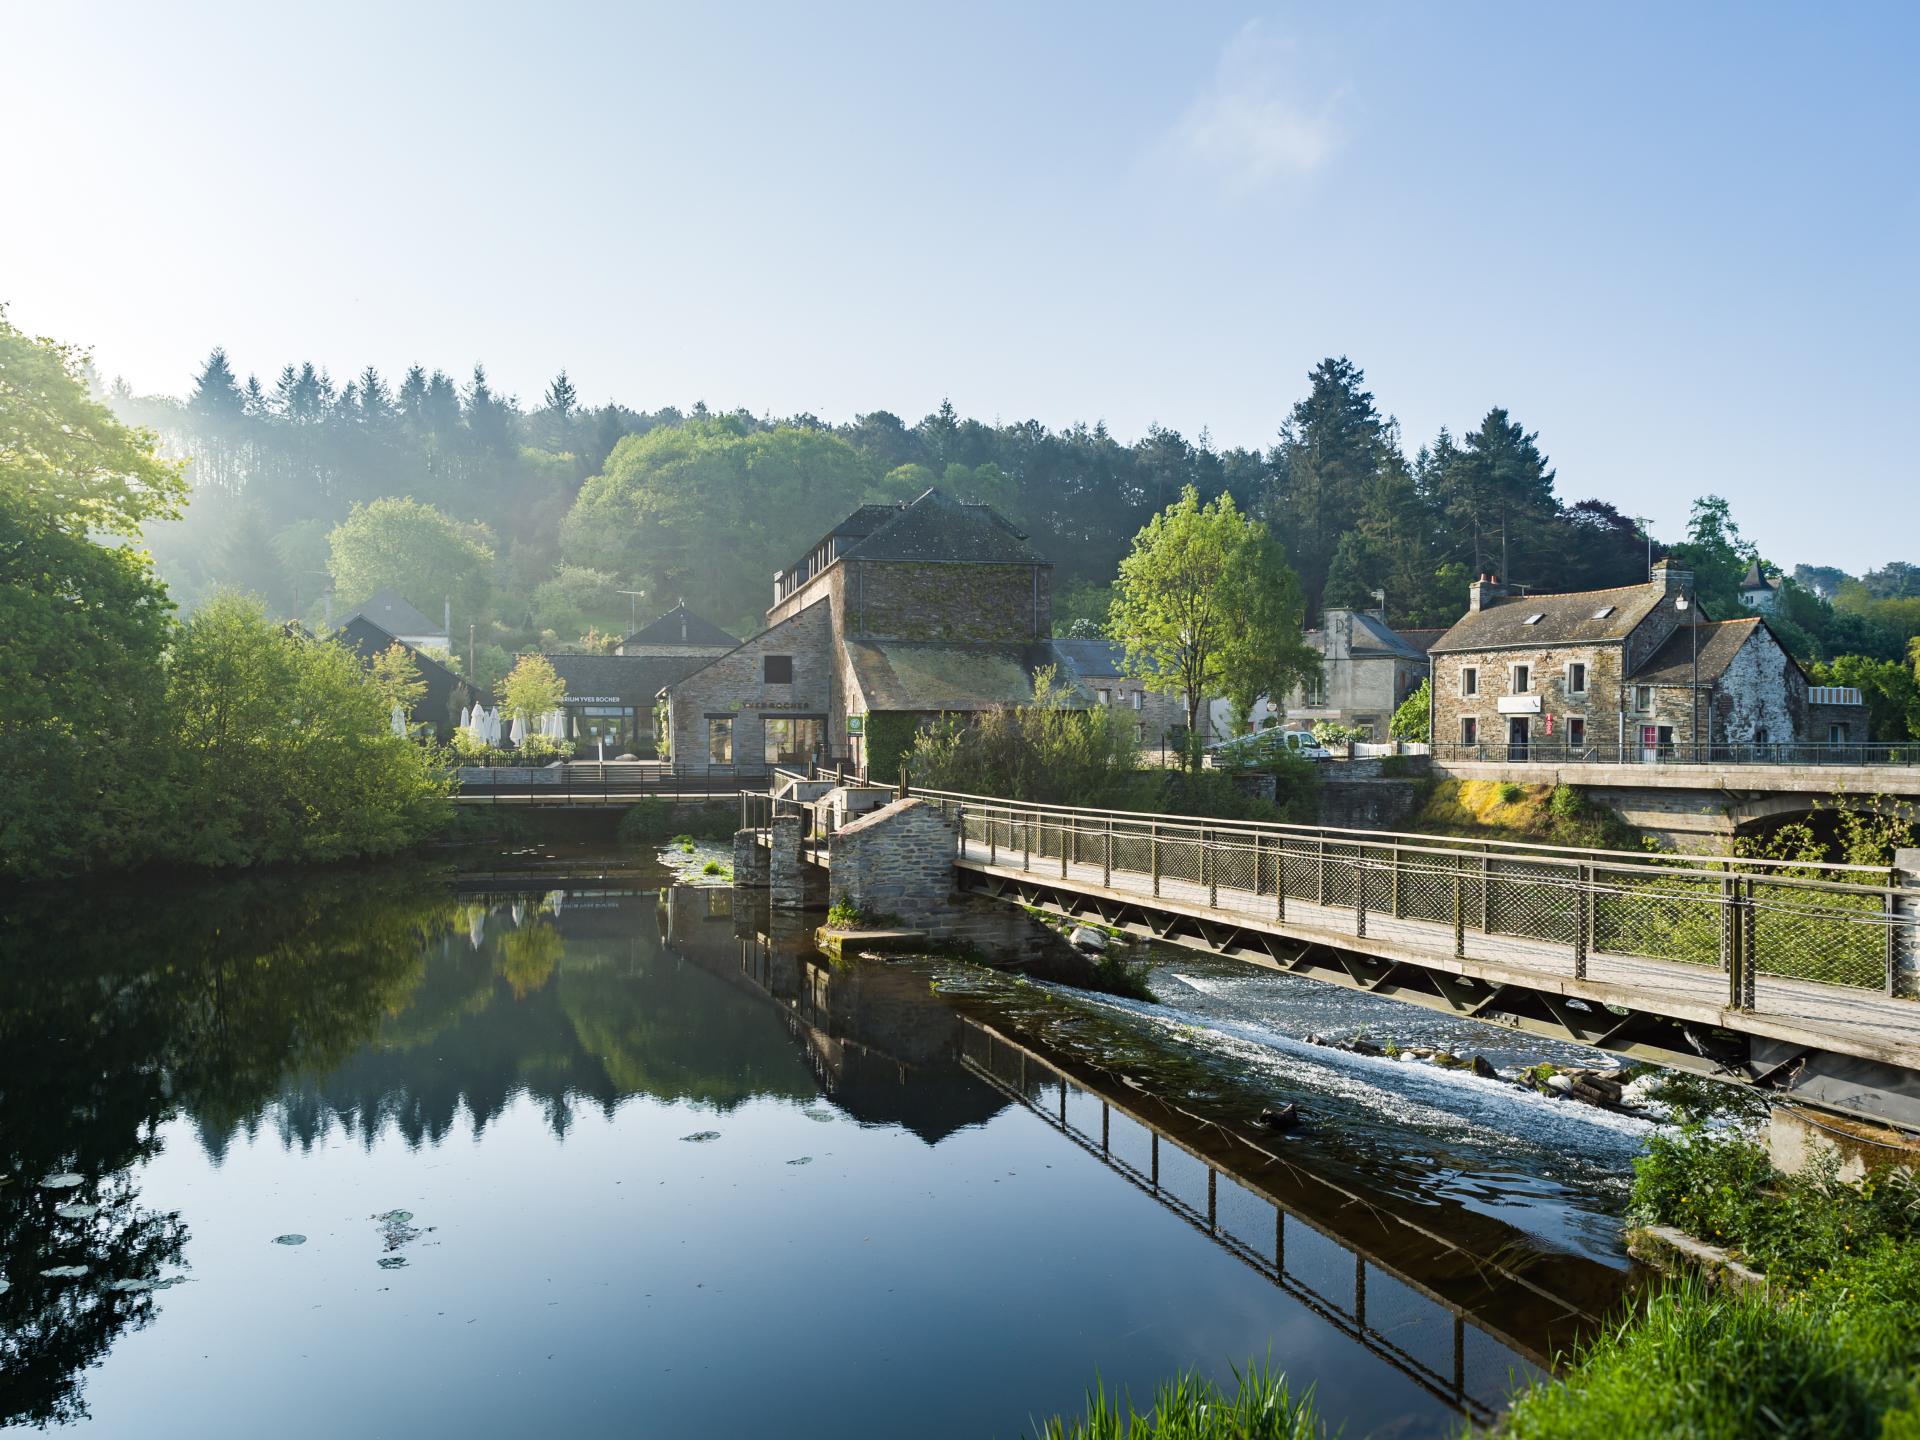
708;717;733;766
763;716;824;767
574;705;638;753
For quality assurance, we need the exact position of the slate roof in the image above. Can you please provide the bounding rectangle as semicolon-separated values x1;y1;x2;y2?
1740;560;1781;593
619;603;738;651
548;652;713;706
1428;582;1666;653
343;587;441;638
338;617;492;710
844;640;1088;712
831;489;1047;568
1052;638;1130;679
1345;611;1430;661
1395;627;1450;655
1629;617;1772;685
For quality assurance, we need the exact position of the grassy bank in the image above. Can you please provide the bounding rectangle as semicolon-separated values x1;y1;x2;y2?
1404;779;1644;850
1498;1128;1920;1439
1026;1364;1326;1439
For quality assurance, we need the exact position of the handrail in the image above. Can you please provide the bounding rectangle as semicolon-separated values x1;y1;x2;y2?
908;786;1897;877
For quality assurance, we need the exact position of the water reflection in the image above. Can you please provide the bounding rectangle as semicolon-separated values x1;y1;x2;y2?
0;873;1635;1438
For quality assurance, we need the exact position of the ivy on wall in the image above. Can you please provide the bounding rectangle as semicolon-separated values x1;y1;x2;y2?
863;711;922;785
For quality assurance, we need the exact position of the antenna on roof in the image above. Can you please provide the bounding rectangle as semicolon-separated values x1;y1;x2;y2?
617;589;645;637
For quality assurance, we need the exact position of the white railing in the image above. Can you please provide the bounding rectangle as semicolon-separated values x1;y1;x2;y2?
1809;686;1864;707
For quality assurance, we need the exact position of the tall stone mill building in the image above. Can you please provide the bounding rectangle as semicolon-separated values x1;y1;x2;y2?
661;488;1092;779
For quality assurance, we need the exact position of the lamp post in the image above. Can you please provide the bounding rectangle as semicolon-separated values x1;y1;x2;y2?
1675;591;1698;760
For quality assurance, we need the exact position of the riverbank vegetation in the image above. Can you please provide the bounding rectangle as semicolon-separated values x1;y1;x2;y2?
1;313;450;883
1403;780;1644;851
1499;1128;1920;1439
1027;1363;1326;1439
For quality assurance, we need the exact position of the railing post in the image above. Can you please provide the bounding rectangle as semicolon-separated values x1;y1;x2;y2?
1390;844;1401;919
1061;817;1070;879
989;812;998;866
1207;830;1218;908
1151;823;1161;897
1574;863;1590;981
1276;839;1286;923
1355;844;1368;939
1453;861;1465;959
957;804;966;858
1479;850;1491;933
1023;814;1031;872
1726;873;1745;1010
1316;839;1326;907
1102;821;1112;889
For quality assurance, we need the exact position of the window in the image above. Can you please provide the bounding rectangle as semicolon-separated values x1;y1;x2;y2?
1460;667;1478;697
1304;675;1327;706
1096;688;1111;706
1523;613;1545;626
1592;605;1615;620
1131;690;1144;710
1634;685;1652;712
707;716;733;766
1567;716;1586;750
764;716;824;766
1828;722;1850;744
1512;664;1531;693
1460;716;1479;745
1567;662;1587;694
763;655;794;684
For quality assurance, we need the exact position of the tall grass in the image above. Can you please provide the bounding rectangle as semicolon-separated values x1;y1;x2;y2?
1027;1364;1327;1440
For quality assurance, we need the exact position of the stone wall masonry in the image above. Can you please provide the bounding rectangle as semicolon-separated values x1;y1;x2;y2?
827;797;960;922
1432;643;1625;753
1898;848;1919;1000
733;830;770;887
850;560;1049;642
1320;779;1421;831
667;600;836;767
768;814;808;909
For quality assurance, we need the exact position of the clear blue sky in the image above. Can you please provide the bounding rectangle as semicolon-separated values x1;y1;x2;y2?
3;2;1913;571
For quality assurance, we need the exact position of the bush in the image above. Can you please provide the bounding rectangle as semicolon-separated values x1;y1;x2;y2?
1389;678;1430;743
1496;781;1524;804
616;798;674;844
1548;782;1585;821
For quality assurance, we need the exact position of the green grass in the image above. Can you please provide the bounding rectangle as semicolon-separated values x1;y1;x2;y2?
1498;1129;1920;1439
1027;1363;1326;1439
700;859;730;878
824;899;901;929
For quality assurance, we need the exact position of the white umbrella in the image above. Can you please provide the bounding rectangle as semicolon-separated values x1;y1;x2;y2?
459;704;472;732
390;702;407;738
484;707;500;746
510;712;527;747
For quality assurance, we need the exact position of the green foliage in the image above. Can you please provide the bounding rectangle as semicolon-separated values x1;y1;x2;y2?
1629;1128;1920;1283
616;798;675;843
1812;655;1919;740
368;641;427;714
326;496;494;625
1110;485;1316;768
700;859;729;877
864;710;921;786
500;651;565;722
1409;780;1643;850
165;593;453;866
825;899;901;929
1053;580;1114;637
1388;678;1430;743
1310;720;1369;749
908;687;1141;807
1027;1362;1325;1439
530;563;626;643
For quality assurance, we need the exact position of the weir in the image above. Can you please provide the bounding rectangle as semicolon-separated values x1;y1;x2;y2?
739;775;1920;1132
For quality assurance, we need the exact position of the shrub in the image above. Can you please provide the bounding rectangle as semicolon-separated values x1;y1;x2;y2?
1496;781;1523;805
1548;783;1585;821
1389;677;1430;743
616;798;673;843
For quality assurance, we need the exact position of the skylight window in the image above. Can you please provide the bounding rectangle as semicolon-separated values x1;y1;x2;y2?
1523;613;1545;625
1593;605;1615;619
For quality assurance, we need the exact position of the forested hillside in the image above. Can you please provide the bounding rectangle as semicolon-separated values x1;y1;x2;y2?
110;352;1917;704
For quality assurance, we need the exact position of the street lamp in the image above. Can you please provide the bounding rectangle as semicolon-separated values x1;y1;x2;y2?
1675;591;1698;761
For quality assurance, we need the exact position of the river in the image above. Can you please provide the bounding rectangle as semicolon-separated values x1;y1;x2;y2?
0;849;1650;1437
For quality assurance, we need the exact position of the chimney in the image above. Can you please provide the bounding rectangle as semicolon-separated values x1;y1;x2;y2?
1650;558;1691;596
1467;572;1507;613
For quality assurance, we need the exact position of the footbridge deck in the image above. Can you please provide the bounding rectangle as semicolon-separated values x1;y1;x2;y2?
911;790;1920;1131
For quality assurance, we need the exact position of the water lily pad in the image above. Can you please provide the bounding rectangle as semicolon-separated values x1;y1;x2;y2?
680;1131;720;1143
802;1109;835;1124
377;1256;408;1270
0;1279;9;1296
41;1266;89;1279
786;1156;813;1166
272;1234;307;1246
39;1174;84;1190
54;1203;99;1221
374;1209;413;1225
105;1278;157;1293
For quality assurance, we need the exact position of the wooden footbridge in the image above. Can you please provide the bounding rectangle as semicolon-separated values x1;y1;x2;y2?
864;789;1920;1131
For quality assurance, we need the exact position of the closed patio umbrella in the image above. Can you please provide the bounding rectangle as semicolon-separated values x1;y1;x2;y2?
391;703;407;738
510;712;527;747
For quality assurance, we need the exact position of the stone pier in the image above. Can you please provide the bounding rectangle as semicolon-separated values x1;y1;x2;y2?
827;797;959;923
732;829;769;887
769;813;808;910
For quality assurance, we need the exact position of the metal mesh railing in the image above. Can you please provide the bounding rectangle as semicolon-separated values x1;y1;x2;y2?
920;789;1916;1006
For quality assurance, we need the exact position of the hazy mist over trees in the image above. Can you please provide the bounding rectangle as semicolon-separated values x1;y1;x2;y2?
105;350;1916;692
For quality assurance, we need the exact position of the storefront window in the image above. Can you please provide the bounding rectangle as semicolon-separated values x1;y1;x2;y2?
578;705;636;753
708;716;733;765
763;716;824;766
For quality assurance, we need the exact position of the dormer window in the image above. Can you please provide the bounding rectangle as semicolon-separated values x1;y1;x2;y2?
1593;605;1615;619
1523;613;1545;626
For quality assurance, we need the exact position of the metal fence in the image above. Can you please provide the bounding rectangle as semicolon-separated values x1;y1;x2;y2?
456;761;777;804
1430;740;1920;768
914;788;1916;1004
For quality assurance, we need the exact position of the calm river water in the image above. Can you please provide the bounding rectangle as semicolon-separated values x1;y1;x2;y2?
0;851;1651;1438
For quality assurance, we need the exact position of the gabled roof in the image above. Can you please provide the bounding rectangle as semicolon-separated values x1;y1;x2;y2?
1740;560;1780;592
1395;627;1450;656
1346;611;1429;661
343;587;441;637
1429;581;1665;653
338;617;492;706
1629;617;1776;685
829;489;1046;568
619;602;738;651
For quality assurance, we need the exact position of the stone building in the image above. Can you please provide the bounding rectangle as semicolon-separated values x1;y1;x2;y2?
1737;560;1783;614
337;616;490;738
661;488;1084;777
1281;607;1435;739
546;603;737;756
1427;561;1864;759
1053;639;1192;751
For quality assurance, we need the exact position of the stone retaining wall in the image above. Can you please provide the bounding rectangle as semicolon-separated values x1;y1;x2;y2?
828;797;959;921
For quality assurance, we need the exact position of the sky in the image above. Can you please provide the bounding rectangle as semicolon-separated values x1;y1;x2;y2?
2;1;1914;572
